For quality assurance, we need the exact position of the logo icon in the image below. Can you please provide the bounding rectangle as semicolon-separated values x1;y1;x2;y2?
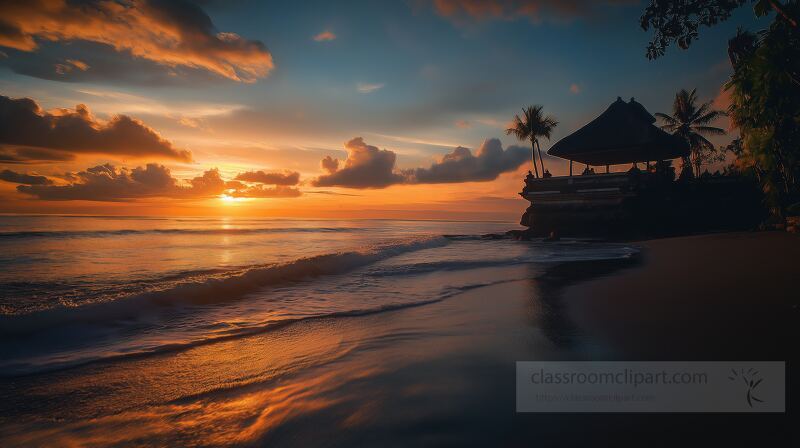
728;368;764;407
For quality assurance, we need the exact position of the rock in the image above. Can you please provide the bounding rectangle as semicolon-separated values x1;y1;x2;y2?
506;229;532;241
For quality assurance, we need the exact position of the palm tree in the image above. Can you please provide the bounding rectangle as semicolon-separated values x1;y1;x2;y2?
506;105;558;178
656;89;727;178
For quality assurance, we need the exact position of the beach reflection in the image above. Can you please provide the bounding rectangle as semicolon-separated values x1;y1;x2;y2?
6;368;357;446
528;276;580;349
2;275;552;446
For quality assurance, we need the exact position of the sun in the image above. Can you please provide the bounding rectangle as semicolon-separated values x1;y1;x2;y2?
219;194;247;203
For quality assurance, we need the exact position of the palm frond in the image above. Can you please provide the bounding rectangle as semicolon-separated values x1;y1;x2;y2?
655;112;679;126
694;109;728;125
692;125;727;136
508;105;558;142
505;115;530;140
690;102;710;123
673;89;696;120
694;134;716;150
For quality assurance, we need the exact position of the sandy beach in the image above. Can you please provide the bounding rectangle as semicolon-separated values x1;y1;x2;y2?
566;231;800;360
1;231;796;446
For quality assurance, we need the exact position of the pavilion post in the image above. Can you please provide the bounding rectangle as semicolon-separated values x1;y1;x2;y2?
569;160;573;176
605;165;610;174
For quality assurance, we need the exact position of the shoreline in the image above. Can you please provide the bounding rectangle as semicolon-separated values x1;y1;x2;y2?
1;231;795;445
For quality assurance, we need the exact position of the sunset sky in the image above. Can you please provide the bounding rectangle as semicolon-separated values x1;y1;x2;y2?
0;0;764;219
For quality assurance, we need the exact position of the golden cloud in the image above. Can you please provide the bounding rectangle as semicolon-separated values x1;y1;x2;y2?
0;0;274;82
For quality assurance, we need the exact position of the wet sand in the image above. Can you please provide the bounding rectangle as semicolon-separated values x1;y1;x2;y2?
565;231;800;360
1;271;559;446
1;232;796;446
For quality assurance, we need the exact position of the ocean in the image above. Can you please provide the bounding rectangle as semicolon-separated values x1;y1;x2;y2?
0;215;636;376
5;217;790;447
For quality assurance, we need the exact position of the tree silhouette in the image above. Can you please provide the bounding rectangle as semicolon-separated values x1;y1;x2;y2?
641;0;797;59
656;89;727;177
506;105;558;178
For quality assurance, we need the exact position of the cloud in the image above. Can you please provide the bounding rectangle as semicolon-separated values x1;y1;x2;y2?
313;137;529;188
405;138;528;183
430;0;637;23
0;146;75;163
178;117;204;129
313;137;405;188
0;94;191;162
455;120;472;129
305;190;362;197
569;83;581;94
0;169;52;185
233;170;300;185
228;185;301;198
1;41;224;85
67;59;89;71
16;163;227;201
313;31;337;42
14;163;305;201
188;167;226;195
0;0;273;82
74;88;244;121
320;155;339;174
223;178;300;197
357;82;385;94
54;58;89;75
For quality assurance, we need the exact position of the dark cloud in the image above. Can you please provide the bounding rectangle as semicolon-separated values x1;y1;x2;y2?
234;170;300;185
17;164;223;201
0;146;75;164
313;137;405;188
0;169;52;185
312;137;529;189
15;163;304;201
405;138;528;183
0;41;226;86
431;0;638;23
0;95;192;162
0;0;273;83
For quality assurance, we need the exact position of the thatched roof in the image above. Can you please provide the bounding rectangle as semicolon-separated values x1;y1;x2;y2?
548;97;689;165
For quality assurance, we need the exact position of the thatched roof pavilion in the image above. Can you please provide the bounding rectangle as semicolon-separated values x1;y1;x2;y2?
548;97;689;166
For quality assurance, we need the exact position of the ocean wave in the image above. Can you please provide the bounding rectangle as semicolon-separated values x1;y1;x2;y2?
0;236;450;334
0;276;519;377
368;240;637;276
0;226;365;239
366;258;531;276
